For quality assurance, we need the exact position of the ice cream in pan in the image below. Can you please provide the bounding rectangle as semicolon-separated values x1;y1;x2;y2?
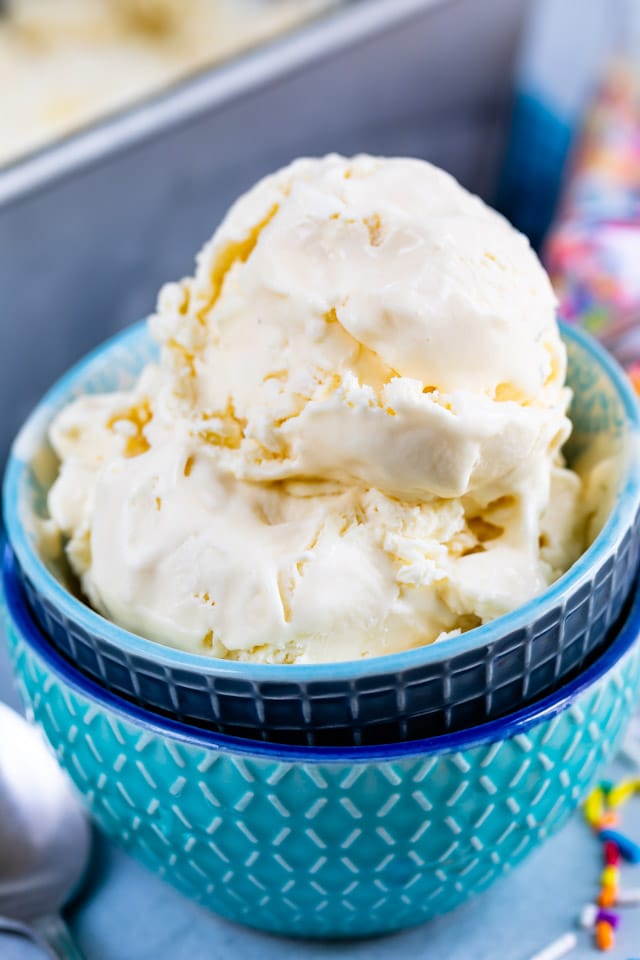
0;0;337;167
47;155;596;664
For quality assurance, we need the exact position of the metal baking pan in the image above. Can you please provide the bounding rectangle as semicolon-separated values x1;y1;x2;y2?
0;0;529;469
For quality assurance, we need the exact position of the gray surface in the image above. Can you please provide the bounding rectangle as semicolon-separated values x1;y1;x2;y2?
0;0;528;471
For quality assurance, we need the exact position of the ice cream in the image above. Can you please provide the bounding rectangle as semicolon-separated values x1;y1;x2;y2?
0;0;336;168
47;154;588;663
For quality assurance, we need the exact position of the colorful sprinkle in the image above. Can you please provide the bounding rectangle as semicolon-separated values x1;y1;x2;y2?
595;920;615;951
579;903;598;929
596;811;621;831
616;887;640;905
599;830;640;864
584;773;640;946
595;909;620;929
608;781;637;808
598;887;617;908
604;840;621;866
585;787;606;826
527;932;577;960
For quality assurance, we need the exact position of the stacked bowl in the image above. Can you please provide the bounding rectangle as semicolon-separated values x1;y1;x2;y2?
2;319;640;938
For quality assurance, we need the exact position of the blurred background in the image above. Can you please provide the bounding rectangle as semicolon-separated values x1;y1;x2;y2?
1;0;639;469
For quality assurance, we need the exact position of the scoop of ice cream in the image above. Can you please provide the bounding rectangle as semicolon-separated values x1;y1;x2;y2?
152;154;569;502
47;155;587;662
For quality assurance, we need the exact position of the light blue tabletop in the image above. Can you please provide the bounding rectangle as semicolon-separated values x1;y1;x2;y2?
2;629;640;960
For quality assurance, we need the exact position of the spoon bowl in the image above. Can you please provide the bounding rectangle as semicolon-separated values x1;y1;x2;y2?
0;701;90;956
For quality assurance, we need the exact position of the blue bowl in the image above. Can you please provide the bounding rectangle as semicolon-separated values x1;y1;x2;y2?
2;540;640;939
4;321;640;745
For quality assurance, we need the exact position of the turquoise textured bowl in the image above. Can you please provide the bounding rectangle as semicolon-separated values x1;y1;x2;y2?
4;321;640;744
3;542;640;939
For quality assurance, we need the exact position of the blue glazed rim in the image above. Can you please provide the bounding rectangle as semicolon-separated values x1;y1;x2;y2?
3;320;640;683
3;540;640;762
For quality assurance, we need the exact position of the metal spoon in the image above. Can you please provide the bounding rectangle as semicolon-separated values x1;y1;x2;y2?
0;702;91;959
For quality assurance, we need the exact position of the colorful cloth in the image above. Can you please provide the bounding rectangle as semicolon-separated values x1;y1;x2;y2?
543;63;640;392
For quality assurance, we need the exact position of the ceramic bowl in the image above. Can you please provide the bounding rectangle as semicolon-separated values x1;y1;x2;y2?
4;321;640;745
2;541;640;938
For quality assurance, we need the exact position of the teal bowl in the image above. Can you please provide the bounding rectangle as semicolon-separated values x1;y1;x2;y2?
4;320;640;744
3;542;640;939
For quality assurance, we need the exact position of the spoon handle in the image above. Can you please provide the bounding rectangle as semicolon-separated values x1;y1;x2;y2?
33;914;86;960
0;915;59;957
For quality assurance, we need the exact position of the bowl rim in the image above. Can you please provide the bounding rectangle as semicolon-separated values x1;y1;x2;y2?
4;319;640;683
3;539;640;761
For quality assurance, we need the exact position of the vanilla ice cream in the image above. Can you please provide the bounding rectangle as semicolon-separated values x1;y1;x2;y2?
47;154;589;663
0;0;336;168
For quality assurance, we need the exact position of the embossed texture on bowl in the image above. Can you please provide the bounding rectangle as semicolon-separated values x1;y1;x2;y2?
2;543;640;938
4;322;640;744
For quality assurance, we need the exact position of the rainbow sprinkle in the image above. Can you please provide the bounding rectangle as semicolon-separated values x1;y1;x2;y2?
582;777;640;949
543;62;640;398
